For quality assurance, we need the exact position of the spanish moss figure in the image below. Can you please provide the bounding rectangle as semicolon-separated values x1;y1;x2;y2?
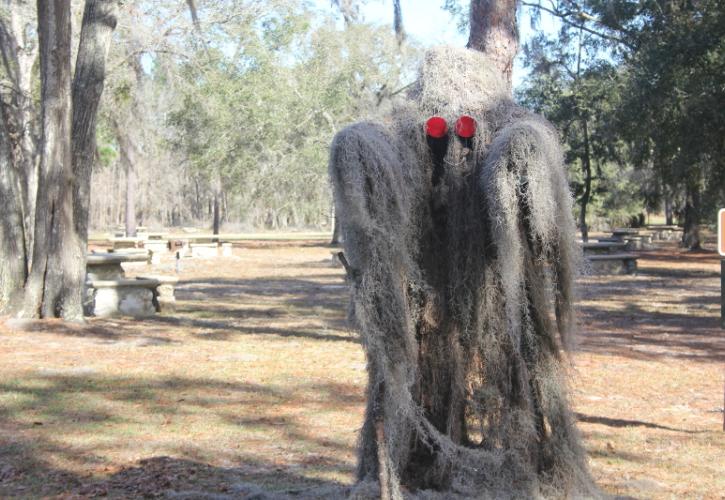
330;46;599;499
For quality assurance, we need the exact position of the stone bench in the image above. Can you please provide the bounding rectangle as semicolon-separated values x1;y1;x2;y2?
610;229;640;241
599;235;648;250
85;278;158;317
586;253;638;275
581;241;627;255
642;225;683;242
87;252;150;280
190;242;218;258
220;242;233;257
612;227;640;234
85;275;178;317
137;275;178;313
109;237;144;250
143;239;169;264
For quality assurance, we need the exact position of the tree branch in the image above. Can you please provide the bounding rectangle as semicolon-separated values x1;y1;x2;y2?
521;1;634;50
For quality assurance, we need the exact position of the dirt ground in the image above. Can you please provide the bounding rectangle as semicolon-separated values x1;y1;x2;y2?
1;238;723;499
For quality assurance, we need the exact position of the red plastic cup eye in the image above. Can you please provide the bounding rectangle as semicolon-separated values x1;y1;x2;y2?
455;115;476;138
425;116;448;138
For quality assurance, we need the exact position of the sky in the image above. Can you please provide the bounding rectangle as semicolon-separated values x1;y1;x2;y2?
313;0;561;89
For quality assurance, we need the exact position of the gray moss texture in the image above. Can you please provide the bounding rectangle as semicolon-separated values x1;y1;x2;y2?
329;46;598;499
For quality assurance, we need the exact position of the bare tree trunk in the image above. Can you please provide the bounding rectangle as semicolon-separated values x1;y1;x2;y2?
0;133;27;312
579;119;592;242
0;1;39;272
467;0;518;87
212;194;221;235
72;0;119;244
682;183;701;250
212;174;222;235
665;192;674;225
22;0;84;320
331;221;341;245
117;129;138;238
393;0;405;43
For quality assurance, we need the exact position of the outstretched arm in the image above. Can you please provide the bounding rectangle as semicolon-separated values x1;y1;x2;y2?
480;116;579;352
329;122;424;490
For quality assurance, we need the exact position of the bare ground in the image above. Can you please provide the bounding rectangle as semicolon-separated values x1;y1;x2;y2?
0;239;723;499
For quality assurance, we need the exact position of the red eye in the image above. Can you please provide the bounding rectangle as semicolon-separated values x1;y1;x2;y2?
425;116;448;138
455;115;476;138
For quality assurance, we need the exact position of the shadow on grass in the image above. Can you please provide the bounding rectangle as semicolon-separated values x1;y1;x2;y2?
576;413;706;434
0;373;361;498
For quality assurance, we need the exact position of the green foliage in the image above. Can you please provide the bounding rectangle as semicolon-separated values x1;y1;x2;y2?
615;0;725;220
166;3;415;227
519;0;725;235
518;30;644;231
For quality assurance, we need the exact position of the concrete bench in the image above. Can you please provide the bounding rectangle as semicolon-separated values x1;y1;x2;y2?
109;237;144;250
600;235;648;250
143;238;169;264
190;242;218;258
587;253;638;275
220;242;233;257
137;274;178;313
581;241;627;255
85;278;158;317
643;225;683;241
612;227;640;235
86;252;150;280
611;229;640;242
85;275;178;317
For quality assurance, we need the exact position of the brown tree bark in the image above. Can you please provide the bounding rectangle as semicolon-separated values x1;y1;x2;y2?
0;1;39;275
467;0;518;87
330;206;341;245
212;193;221;235
22;0;81;319
117;126;138;238
0;129;28;312
682;183;702;250
579;119;592;242
20;0;118;320
72;0;119;245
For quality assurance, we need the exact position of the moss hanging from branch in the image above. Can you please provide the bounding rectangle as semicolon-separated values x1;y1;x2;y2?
330;46;598;499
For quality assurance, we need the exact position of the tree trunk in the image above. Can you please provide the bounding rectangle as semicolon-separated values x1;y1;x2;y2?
467;0;518;87
331;206;341;245
665;193;674;225
212;194;221;235
393;0;405;43
579;119;592;242
212;175;222;235
72;0;119;245
0;134;28;312
121;134;138;238
22;0;84;320
0;2;39;275
682;183;701;250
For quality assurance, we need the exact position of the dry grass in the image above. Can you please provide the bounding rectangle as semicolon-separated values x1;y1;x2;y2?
0;239;723;498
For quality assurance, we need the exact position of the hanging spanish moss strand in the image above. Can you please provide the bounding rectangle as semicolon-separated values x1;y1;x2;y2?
330;46;600;499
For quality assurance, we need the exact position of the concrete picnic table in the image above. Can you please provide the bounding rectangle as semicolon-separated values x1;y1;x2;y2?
580;241;628;254
86;251;149;280
611;228;641;236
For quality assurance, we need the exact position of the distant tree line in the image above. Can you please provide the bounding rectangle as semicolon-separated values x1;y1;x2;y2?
86;0;415;235
448;0;725;248
0;0;414;317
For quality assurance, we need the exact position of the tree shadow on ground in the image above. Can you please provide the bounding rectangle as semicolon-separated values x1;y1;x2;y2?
575;413;706;434
0;373;360;498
